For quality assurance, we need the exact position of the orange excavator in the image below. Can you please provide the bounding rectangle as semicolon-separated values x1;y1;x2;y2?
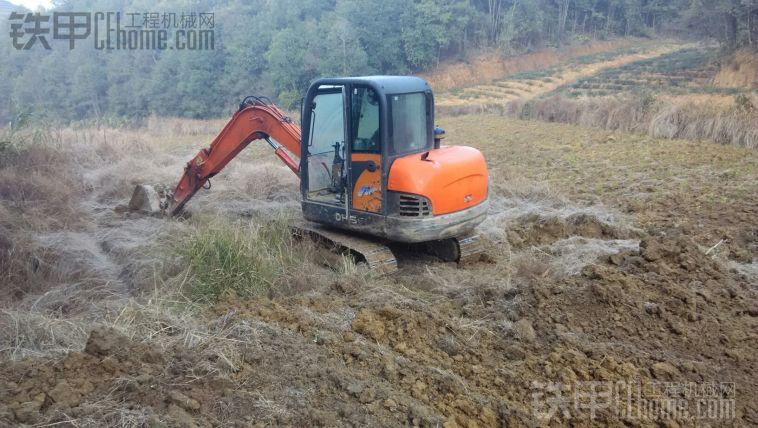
130;76;489;273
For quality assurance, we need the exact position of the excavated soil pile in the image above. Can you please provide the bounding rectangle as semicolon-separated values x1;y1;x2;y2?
2;229;755;426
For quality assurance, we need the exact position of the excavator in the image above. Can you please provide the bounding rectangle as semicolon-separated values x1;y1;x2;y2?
129;76;489;273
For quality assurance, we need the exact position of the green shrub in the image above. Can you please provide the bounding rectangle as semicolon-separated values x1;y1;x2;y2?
179;218;305;302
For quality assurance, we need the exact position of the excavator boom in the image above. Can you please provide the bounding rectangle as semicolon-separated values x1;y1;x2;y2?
162;98;301;216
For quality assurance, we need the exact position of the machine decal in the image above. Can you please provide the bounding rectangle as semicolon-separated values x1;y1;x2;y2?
335;213;359;224
358;185;376;197
350;153;382;213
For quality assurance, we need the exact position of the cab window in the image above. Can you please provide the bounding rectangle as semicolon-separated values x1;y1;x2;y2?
350;87;380;153
389;92;431;155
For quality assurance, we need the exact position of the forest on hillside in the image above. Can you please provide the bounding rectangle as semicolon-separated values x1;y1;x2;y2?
1;0;757;123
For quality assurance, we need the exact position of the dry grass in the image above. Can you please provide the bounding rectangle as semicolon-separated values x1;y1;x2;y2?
502;93;758;148
0;117;340;365
1;115;755;426
714;47;758;88
441;114;757;256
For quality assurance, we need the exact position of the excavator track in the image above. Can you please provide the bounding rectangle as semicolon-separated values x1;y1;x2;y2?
420;231;486;264
293;222;398;274
294;222;486;274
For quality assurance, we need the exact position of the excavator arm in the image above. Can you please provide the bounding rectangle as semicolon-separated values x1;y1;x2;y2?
164;98;302;216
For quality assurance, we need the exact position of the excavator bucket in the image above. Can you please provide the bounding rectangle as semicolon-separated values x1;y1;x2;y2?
128;184;166;215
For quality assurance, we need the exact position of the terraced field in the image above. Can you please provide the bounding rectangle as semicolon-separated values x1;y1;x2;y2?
554;47;742;98
435;44;683;108
435;43;758;149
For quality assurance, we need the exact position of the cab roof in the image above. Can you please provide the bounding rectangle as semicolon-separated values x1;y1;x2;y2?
311;76;431;95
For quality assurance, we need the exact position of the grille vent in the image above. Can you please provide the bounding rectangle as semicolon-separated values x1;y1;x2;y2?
398;194;431;217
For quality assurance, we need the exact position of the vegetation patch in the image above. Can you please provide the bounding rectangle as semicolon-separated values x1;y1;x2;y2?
552;47;743;98
179;218;307;302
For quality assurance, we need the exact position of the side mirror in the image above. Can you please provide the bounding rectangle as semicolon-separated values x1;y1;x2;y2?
433;126;445;148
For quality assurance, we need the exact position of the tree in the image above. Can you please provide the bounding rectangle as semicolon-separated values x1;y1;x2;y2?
265;27;317;96
71;56;107;119
402;0;449;69
311;15;370;76
0;0;750;122
558;0;570;42
336;0;408;73
501;0;545;54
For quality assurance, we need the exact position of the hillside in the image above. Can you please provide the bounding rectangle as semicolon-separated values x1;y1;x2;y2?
429;43;758;149
2;0;756;123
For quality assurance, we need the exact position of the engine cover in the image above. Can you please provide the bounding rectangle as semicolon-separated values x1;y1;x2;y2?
387;146;488;215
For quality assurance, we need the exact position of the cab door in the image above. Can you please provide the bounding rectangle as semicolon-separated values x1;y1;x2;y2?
348;86;383;213
305;86;348;209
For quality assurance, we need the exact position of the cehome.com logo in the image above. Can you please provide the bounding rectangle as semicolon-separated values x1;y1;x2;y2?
9;11;215;50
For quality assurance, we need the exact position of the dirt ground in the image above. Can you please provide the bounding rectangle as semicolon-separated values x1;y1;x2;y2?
0;113;756;427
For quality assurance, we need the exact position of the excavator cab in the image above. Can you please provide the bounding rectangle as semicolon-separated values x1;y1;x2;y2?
299;77;489;243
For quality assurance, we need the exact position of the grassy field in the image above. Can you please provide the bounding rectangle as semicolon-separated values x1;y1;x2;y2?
444;115;758;262
0;111;756;426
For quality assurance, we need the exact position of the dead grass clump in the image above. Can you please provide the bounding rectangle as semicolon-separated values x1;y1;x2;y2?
0;238;259;365
0;129;165;303
506;94;758;149
508;94;654;133
713;48;758;88
0;235;75;302
0;308;90;360
436;103;506;117
0;168;82;229
0;131;89;299
648;102;758;149
145;116;228;136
